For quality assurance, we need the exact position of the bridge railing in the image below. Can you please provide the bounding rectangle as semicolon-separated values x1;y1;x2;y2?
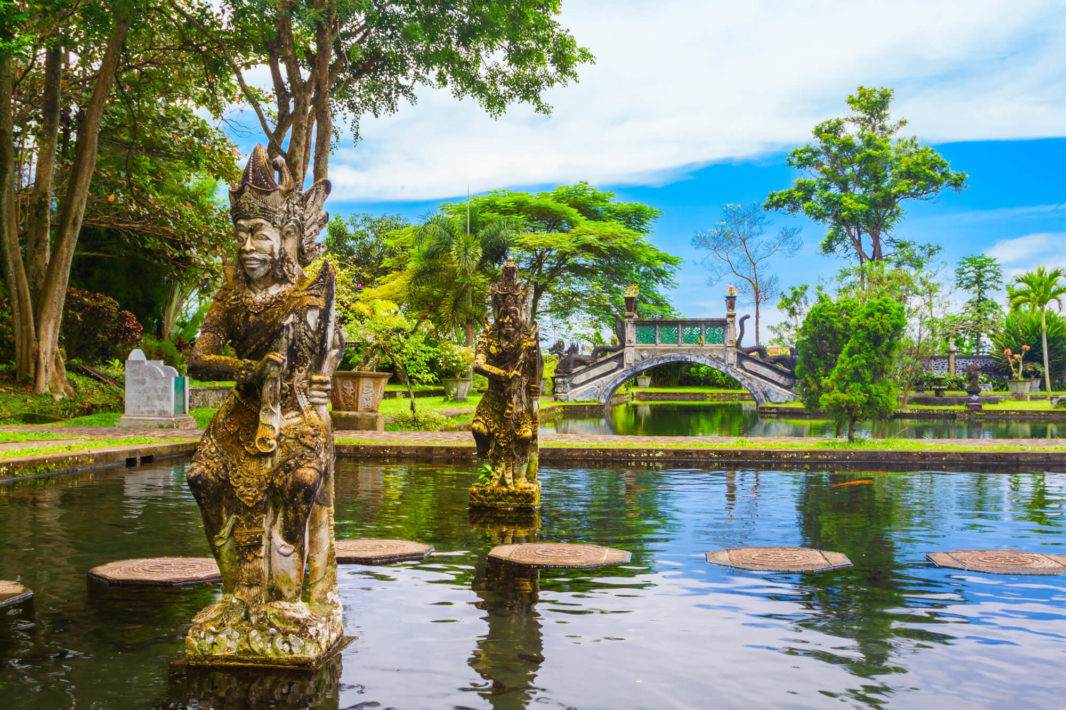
628;318;729;347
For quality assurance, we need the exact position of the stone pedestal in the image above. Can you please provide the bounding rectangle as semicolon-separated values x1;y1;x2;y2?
469;480;541;511
118;349;196;429
330;410;384;431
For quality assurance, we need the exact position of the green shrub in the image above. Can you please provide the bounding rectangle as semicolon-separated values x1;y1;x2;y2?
391;409;449;431
992;309;1066;376
140;334;188;374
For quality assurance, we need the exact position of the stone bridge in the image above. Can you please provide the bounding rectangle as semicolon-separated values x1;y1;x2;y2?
552;297;797;405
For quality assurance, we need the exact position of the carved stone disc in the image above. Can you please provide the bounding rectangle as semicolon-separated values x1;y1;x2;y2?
928;550;1066;575
335;539;433;565
706;547;852;573
87;557;221;587
0;580;32;608
488;543;631;569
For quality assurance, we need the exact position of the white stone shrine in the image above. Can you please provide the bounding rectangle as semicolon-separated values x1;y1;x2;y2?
117;349;196;429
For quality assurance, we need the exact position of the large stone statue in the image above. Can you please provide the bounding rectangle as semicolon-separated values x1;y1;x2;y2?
184;145;345;667
470;260;543;510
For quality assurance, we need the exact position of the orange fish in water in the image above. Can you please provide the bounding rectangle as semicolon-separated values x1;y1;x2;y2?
831;479;874;487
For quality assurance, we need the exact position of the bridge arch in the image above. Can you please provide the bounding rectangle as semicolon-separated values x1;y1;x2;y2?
596;353;792;406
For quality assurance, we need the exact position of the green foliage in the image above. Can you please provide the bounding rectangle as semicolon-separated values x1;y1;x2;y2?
390;409;450;432
769;284;813;346
324;214;409;290
465;183;681;328
795;296;854;411
437;340;474;379
765;86;966;266
954;254;1004;354
991;309;1066;380
61;288;143;364
342;299;439;386
139;334;188;375
819;297;906;439
1008;267;1066;391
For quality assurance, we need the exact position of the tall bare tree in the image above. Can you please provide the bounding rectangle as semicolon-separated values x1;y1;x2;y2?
692;203;801;346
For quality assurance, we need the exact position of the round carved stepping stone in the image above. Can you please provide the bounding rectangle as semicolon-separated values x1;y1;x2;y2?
335;538;433;565
488;542;631;569
0;580;32;608
87;557;221;587
928;550;1066;575
707;547;852;573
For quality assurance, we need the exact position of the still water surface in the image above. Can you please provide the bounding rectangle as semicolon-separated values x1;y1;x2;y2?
2;460;1066;708
542;402;1066;439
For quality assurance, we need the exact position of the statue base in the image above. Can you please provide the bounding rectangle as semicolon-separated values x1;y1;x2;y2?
117;414;198;429
185;595;344;668
468;480;540;511
331;410;384;432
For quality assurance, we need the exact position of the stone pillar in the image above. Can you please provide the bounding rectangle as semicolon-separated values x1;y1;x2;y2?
948;347;957;376
725;294;737;347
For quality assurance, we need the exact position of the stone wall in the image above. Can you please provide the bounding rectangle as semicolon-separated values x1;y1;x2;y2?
924;354;1005;377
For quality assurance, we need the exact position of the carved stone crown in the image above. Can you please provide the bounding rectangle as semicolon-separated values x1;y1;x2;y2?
229;145;332;267
491;258;531;316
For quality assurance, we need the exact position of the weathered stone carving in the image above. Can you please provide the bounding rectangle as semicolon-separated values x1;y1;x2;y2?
184;145;345;667
470;260;543;510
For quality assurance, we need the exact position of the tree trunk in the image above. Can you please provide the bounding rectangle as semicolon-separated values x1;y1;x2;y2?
34;16;130;395
754;294;761;346
1041;309;1051;394
847;418;856;442
0;55;37;380
26;45;63;303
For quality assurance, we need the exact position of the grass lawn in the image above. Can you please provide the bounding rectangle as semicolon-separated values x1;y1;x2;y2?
0;430;91;443
0;436;186;462
378;394;483;416
54;408;217;428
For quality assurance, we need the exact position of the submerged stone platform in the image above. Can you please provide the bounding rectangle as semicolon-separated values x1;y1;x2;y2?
0;580;32;607
707;547;852;573
335;539;433;564
488;542;630;569
928;549;1066;575
88;557;221;587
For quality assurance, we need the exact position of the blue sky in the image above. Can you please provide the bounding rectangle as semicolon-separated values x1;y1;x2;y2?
226;1;1066;327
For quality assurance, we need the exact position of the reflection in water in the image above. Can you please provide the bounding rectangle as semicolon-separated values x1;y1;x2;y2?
467;508;544;707
163;654;343;708
542;402;1066;439
3;462;1066;708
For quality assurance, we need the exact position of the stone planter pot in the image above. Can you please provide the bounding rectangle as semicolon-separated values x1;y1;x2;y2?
331;371;391;412
636;375;652;387
1007;379;1031;400
442;377;473;401
1028;377;1042;392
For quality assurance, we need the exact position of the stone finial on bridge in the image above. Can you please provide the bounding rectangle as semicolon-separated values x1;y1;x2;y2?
725;286;737;347
624;284;639;319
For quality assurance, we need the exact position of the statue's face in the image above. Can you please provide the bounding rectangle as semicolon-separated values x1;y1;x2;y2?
236;218;281;282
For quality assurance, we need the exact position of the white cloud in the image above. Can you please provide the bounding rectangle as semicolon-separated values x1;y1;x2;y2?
230;1;1066;202
985;232;1066;277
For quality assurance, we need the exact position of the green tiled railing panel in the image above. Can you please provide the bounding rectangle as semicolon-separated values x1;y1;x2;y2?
681;326;702;345
659;326;678;344
705;325;725;344
636;325;657;345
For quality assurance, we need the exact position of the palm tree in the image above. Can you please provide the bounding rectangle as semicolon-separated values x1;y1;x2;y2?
408;210;520;347
1008;266;1066;394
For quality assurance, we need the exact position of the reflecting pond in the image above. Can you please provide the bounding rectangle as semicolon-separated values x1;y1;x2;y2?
542;402;1066;439
2;460;1066;708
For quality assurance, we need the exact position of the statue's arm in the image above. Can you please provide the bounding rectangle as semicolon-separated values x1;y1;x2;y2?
187;292;260;384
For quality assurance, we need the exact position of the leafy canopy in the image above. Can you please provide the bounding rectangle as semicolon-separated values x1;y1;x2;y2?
765;87;967;266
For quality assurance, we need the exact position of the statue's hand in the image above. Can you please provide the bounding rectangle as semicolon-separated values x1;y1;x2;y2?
255;352;285;382
309;374;331;406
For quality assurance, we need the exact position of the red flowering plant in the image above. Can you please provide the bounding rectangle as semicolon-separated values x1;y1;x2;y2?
1004;345;1031;380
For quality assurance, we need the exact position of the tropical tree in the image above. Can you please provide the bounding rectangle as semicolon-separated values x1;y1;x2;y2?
692;203;801;345
323;213;409;291
469;183;681;328
954;254;1003;355
820;297;906;440
768;284;812;346
0;0;238;394
176;0;593;189
765;87;967;274
794;295;854;419
1007;266;1066;393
